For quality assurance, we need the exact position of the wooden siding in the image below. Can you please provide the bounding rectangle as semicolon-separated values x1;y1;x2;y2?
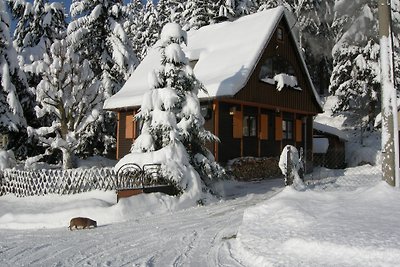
218;102;242;163
232;19;320;115
202;102;215;156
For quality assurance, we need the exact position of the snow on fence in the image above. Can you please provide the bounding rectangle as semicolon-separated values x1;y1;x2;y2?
0;167;117;197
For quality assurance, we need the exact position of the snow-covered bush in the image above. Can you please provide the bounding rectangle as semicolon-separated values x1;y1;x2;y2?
279;145;306;190
0;149;16;171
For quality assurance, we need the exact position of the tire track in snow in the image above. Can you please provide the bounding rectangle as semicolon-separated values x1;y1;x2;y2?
0;179;284;266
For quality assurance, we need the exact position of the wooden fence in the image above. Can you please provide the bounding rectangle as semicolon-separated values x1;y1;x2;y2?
0;167;117;197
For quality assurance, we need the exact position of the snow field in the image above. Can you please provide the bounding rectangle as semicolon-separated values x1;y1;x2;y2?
234;172;400;267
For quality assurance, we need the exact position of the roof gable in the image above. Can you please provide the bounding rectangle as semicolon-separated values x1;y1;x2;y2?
104;7;321;111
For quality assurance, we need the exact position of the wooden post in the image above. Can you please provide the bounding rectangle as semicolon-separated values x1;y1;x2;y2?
213;101;219;162
379;0;398;186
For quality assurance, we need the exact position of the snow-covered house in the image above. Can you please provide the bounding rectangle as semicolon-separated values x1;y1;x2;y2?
104;7;323;169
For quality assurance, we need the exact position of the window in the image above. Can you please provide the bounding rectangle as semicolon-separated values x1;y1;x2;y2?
243;116;257;137
282;120;293;140
259;56;296;81
277;27;284;41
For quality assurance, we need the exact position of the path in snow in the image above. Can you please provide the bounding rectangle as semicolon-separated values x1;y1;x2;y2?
0;179;284;266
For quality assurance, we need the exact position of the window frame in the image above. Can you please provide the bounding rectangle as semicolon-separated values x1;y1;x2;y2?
277;27;284;42
282;119;294;140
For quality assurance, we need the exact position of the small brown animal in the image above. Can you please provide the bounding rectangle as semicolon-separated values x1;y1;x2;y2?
69;217;97;230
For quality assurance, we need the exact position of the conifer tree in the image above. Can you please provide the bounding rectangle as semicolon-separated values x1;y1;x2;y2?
329;1;380;130
137;0;160;59
1;0;26;134
12;0;66;88
123;0;144;60
181;0;214;30
133;23;225;187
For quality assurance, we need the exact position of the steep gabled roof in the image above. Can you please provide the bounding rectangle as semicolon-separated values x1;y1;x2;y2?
104;6;322;110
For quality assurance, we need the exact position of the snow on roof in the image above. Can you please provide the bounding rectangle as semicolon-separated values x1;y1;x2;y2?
104;7;321;110
314;121;348;141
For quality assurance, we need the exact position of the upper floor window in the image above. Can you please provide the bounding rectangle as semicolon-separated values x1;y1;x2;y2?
277;27;284;41
259;56;300;90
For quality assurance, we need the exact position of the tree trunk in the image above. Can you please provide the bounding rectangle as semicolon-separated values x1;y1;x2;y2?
62;149;75;170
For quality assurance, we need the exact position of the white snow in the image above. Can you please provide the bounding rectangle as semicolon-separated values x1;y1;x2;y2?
261;73;300;91
314;121;348;140
1;166;399;266
104;7;321;110
0;149;16;171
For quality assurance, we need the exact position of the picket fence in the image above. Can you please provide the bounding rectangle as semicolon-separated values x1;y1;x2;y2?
0;167;117;197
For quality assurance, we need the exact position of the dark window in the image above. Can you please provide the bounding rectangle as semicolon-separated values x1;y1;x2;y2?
243;115;257;137
259;56;296;80
282;120;293;140
277;27;284;41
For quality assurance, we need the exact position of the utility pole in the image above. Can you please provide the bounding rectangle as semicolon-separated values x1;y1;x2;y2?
378;0;399;187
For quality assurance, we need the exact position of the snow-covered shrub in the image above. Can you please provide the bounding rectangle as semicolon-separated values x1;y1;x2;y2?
279;145;306;190
0;149;16;171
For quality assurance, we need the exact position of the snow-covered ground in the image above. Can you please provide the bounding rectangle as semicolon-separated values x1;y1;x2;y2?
1;164;400;266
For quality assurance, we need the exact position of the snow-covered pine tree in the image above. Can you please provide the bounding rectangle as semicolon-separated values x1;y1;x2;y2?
235;0;258;15
7;0;67;158
212;0;236;20
133;23;225;189
137;0;160;59
26;40;103;169
123;0;144;60
68;0;138;157
157;0;183;27
329;1;380;130
181;0;214;31
12;0;66;90
0;0;27;135
1;0;33;158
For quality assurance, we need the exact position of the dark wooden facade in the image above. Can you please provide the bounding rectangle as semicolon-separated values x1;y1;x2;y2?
113;16;321;171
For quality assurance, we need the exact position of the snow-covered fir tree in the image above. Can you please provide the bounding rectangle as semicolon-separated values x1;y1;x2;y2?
212;0;236;20
0;0;27;135
7;0;67;158
133;23;225;189
137;0;160;59
68;0;138;157
123;0;144;60
11;0;66;93
181;0;214;31
26;40;103;169
329;1;380;130
14;0;66;66
235;0;258;15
